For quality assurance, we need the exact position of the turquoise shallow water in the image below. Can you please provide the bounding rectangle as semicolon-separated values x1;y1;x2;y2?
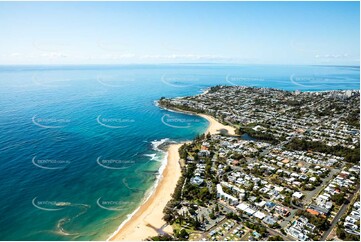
0;64;359;240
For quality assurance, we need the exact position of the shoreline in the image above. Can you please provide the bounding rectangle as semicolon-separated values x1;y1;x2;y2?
108;143;182;241
197;113;236;136
156;101;237;136
108;106;236;241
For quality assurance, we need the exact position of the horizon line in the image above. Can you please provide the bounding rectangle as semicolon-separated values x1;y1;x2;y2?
0;63;359;67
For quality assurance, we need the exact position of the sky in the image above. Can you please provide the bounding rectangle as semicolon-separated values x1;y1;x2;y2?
0;1;359;65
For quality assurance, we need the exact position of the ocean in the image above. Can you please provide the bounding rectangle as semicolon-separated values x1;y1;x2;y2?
0;64;359;240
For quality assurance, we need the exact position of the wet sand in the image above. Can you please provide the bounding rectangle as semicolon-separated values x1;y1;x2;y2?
108;144;181;241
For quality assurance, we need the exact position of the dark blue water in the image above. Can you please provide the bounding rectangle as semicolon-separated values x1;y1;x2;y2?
0;64;359;240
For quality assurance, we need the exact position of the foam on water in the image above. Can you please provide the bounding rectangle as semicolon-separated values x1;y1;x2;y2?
106;140;170;241
143;153;157;161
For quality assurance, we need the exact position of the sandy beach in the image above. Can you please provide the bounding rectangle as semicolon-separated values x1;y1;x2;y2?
197;113;236;136
108;144;181;241
108;113;235;241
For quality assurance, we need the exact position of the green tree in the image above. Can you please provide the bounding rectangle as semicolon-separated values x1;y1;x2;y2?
268;235;284;241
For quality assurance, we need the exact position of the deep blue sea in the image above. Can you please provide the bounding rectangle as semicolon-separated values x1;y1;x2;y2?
0;64;359;240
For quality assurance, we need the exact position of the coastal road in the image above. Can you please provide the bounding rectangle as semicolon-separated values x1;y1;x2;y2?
321;186;360;240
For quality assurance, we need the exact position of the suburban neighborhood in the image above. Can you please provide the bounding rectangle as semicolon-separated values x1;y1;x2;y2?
156;86;360;241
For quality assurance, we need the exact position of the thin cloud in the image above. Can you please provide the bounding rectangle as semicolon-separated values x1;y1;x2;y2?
315;53;349;59
40;52;68;58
